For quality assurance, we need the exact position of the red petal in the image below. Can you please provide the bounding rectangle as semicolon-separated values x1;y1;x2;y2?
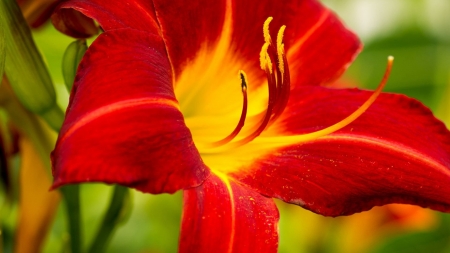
151;0;228;78
233;0;361;87
152;0;361;84
51;0;160;38
51;29;209;194
52;0;360;86
233;86;450;216
180;173;279;252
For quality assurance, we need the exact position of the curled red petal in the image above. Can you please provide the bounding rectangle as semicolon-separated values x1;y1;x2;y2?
233;86;450;216
180;173;279;253
152;0;360;84
51;0;160;38
51;29;209;194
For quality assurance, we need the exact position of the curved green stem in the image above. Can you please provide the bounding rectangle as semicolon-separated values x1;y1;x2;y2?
61;185;82;253
88;185;129;253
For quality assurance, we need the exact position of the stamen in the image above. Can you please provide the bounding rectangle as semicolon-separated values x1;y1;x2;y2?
276;25;286;77
263;17;274;44
269;44;290;124
208;70;249;147
200;18;393;155
258;56;395;146
230;18;285;147
259;42;273;74
264;18;283;97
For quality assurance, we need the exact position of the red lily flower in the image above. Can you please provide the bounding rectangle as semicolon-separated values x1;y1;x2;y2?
50;0;450;252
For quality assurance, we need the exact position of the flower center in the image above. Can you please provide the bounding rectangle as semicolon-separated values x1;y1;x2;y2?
205;17;290;149
175;17;393;174
198;17;394;153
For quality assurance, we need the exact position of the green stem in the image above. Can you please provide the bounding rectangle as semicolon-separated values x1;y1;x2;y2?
88;185;129;253
61;185;82;253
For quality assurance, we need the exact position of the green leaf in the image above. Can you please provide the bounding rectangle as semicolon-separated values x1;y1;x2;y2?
370;230;450;253
344;28;450;111
370;213;450;253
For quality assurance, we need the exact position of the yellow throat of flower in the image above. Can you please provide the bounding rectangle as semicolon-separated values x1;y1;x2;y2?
175;17;393;174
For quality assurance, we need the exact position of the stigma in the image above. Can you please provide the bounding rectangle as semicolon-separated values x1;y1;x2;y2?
209;71;249;147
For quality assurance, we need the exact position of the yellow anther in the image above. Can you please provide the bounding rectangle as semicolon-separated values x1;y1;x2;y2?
276;25;286;76
259;42;273;74
263;17;273;44
259;42;269;69
276;25;286;49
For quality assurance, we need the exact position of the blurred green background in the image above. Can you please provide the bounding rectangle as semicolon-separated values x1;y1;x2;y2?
3;0;450;252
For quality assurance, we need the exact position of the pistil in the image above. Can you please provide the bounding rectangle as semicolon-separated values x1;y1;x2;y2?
209;71;249;147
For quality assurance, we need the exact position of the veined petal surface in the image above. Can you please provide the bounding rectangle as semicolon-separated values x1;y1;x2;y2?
232;86;450;216
51;29;208;194
180;173;279;253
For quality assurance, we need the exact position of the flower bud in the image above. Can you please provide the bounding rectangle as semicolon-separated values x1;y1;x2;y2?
0;26;5;79
0;0;56;114
62;39;87;92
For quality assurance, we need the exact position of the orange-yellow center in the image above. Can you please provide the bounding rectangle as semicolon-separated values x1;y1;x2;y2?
174;17;394;175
